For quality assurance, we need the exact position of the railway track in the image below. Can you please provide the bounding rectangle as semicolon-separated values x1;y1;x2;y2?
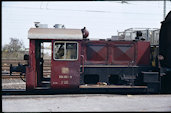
2;75;25;79
2;59;51;79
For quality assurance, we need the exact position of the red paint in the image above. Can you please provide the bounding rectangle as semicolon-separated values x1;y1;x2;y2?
26;40;37;90
84;41;108;64
82;40;150;66
51;40;81;89
26;38;150;90
112;42;135;65
136;41;150;65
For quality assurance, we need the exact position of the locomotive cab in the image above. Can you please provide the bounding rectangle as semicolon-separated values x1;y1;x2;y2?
26;25;87;90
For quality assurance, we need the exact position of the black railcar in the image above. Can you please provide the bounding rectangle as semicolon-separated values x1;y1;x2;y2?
159;11;171;93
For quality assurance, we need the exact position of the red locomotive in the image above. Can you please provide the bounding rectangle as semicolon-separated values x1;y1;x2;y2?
9;11;171;94
16;24;157;93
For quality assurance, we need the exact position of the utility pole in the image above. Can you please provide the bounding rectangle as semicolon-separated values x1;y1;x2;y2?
163;0;166;20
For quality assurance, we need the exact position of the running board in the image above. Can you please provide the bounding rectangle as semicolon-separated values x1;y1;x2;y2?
79;85;148;94
2;85;148;95
79;85;147;89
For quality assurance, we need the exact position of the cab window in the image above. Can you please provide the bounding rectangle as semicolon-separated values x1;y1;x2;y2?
54;42;78;60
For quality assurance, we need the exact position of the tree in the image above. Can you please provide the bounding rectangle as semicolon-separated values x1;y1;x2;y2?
2;38;26;59
2;38;25;52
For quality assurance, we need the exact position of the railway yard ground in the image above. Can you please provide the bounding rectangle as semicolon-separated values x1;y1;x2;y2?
2;93;171;112
2;78;171;112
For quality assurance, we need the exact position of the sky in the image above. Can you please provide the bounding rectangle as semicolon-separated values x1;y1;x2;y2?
2;1;171;49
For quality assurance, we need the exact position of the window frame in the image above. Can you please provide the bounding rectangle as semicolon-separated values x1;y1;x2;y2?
53;41;78;61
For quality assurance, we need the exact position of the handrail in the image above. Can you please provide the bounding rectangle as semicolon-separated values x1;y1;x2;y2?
80;55;85;74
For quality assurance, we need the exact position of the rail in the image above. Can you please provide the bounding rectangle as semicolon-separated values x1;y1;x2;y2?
2;59;51;78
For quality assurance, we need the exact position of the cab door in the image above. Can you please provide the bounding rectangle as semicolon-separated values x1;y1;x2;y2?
51;41;80;89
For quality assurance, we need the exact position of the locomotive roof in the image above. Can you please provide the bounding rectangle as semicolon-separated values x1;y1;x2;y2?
28;28;83;40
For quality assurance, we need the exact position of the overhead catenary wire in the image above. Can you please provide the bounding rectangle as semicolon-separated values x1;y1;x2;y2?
2;5;166;15
163;0;166;20
2;0;171;14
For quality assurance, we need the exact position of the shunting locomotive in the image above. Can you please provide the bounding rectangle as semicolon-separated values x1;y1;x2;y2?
9;11;171;94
